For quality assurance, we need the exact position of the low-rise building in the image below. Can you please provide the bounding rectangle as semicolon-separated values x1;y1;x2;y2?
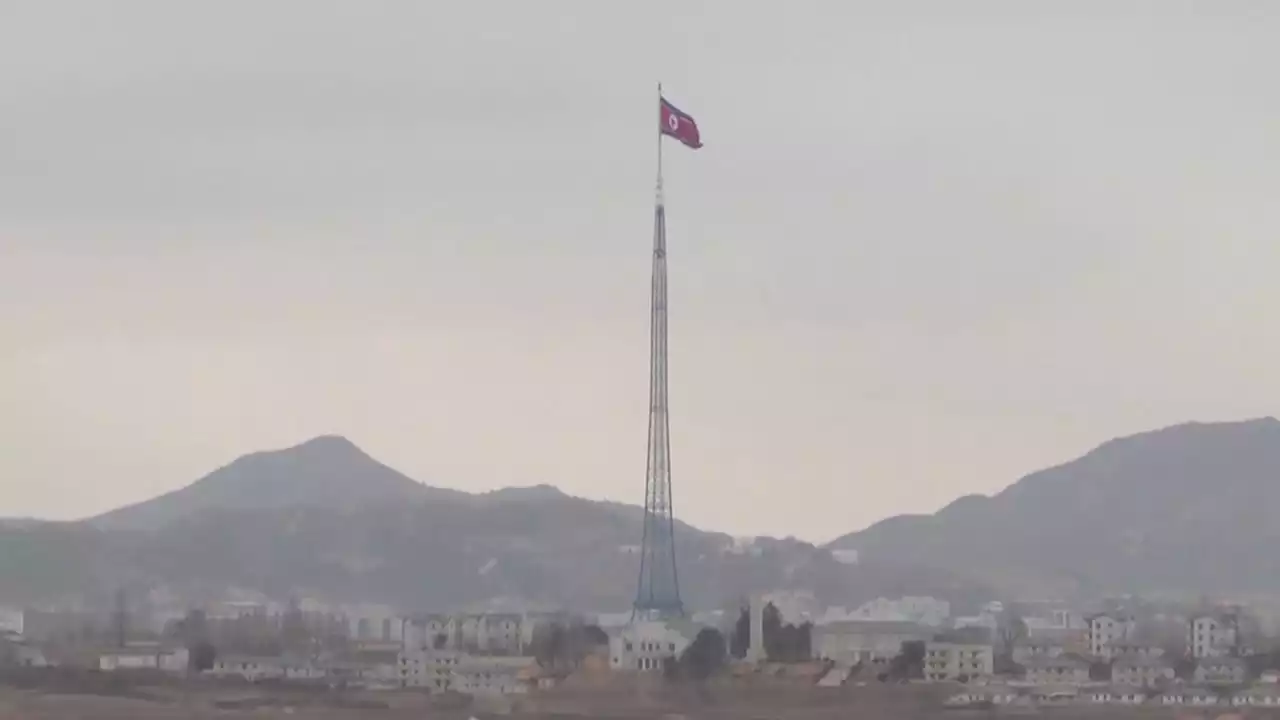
608;619;698;672
1088;686;1148;705
397;648;536;694
923;641;993;681
1022;654;1091;685
0;634;50;668
1194;656;1247;685
208;655;288;682
1111;654;1174;687
845;596;950;627
1233;685;1280;707
1011;638;1065;665
1109;642;1163;658
811;620;930;666
1159;687;1224;706
99;646;188;673
453;655;537;696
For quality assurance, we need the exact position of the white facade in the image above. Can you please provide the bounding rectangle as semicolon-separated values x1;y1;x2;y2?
452;656;536;696
99;647;188;673
1188;614;1238;659
402;612;545;656
346;604;401;642
1022;655;1091;685
0;607;23;635
843;596;951;627
1112;655;1174;687
1011;639;1065;665
209;656;287;682
399;649;461;690
830;548;859;565
1194;656;1247;684
953;613;998;636
811;620;930;666
607;620;696;672
1087;614;1136;659
923;642;993;681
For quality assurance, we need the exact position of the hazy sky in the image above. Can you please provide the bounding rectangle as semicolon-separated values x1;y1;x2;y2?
4;2;1279;542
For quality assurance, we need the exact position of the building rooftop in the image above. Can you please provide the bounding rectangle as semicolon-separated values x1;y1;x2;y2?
813;619;927;634
1198;656;1247;669
1022;654;1091;670
1113;654;1173;668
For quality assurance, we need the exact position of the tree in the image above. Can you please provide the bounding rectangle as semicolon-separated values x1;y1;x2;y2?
996;613;1028;651
680;628;728;681
432;633;448;650
790;622;813;661
531;623;566;668
730;607;750;659
762;602;784;661
581;624;609;648
888;640;925;680
758;603;812;664
281;597;308;651
530;622;601;671
189;641;217;672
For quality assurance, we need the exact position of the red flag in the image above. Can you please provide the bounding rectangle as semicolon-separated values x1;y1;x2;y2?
660;97;702;149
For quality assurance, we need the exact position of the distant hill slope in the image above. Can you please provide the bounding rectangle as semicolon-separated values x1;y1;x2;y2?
28;418;1280;611
828;417;1280;596
89;435;465;532
6;435;994;611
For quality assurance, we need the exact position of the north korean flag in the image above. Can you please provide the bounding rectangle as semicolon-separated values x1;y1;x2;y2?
660;97;703;150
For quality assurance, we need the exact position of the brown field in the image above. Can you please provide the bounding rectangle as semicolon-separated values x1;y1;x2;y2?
0;672;1273;720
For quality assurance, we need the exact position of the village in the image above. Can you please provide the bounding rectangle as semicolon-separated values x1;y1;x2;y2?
7;591;1280;713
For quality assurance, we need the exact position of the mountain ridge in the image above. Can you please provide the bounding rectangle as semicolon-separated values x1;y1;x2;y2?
8;417;1280;611
88;434;466;532
828;416;1280;597
2;433;997;611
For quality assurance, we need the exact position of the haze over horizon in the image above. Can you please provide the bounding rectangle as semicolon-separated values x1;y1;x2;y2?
5;2;1280;542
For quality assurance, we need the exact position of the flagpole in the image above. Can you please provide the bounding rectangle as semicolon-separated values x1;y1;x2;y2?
656;82;663;204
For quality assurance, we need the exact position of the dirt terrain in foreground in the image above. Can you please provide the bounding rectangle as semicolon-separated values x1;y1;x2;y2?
0;678;1268;720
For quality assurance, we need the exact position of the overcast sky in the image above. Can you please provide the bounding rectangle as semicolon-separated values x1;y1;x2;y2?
3;1;1279;542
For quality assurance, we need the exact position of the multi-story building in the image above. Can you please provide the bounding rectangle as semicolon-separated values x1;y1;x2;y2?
399;648;461;690
402;612;552;656
923;641;993;681
1087;614;1136;659
345;604;401;643
399;647;536;693
1187;614;1239;659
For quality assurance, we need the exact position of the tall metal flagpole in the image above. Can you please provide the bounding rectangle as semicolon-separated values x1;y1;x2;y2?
656;83;663;201
634;82;683;620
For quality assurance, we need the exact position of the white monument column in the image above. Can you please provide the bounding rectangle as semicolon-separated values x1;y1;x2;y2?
746;596;766;662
